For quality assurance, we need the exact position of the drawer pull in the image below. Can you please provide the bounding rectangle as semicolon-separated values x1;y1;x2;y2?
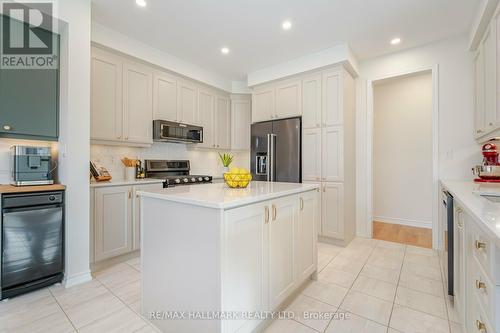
475;280;487;291
264;206;269;224
300;197;304;210
272;205;277;221
475;240;486;250
456;207;463;214
476;320;486;332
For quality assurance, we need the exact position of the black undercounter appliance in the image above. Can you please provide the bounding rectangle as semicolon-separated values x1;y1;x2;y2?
1;191;64;299
251;117;301;183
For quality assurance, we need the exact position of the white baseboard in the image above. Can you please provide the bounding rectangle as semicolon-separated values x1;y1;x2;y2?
374;216;432;229
64;270;93;288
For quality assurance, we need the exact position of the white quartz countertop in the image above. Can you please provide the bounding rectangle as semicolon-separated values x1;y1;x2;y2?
90;178;164;188
138;181;320;209
441;180;500;246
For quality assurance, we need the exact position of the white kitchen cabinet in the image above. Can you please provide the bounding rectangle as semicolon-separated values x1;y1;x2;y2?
321;126;344;182
133;183;164;250
177;79;199;125
123;62;153;144
91;47;123;141
198;89;216;148
484;25;497;133
275;79;302;119
94;186;133;261
269;195;298;309
297;190;318;283
302;74;322;129
252;86;274;123
223;201;269;333
215;95;231;149
321;183;344;240
474;47;486;138
322;69;342;126
230;98;251;150
153;71;177;121
302;128;322;181
454;204;466;324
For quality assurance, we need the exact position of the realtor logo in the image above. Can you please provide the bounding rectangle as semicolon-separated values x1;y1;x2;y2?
1;1;58;69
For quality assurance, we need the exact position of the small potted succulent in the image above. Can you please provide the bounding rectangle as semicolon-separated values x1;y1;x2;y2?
218;152;234;174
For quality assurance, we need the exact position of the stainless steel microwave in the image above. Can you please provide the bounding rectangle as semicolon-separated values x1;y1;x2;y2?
153;120;203;143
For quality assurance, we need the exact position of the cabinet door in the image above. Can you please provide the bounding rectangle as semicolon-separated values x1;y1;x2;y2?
483;25;496;132
223;202;269;333
321;183;344;240
322;126;344;182
269;195;297;309
297;190;318;283
322;69;342;126
303;182;322;235
474;47;486;137
215;95;231;149
231;99;251;150
453;205;466;323
252;87;274;123
302;74;322;129
178;80;198;125
198;89;216;148
302;128;322;181
91;48;123;141
275;79;302;119
123;62;153;144
133;183;163;251
153;71;177;121
94;186;132;261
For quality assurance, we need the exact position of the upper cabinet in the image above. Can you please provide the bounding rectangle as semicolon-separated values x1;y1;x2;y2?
231;97;251;150
275;79;302;119
153;71;177;122
196;89;232;150
252;86;275;123
198;89;216;148
302;74;322;129
215;96;231;149
178;80;199;125
322;69;342;126
473;7;500;141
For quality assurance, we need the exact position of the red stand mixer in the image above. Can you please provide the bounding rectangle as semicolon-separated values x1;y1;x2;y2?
473;141;500;182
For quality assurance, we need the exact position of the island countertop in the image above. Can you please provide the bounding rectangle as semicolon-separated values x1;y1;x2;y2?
138;181;320;209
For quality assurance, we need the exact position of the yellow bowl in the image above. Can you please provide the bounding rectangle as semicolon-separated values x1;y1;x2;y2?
224;173;252;188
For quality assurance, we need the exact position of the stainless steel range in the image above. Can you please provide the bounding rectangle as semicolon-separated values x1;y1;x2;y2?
144;160;212;188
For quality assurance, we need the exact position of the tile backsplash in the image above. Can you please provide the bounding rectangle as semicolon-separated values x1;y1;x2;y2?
90;143;250;180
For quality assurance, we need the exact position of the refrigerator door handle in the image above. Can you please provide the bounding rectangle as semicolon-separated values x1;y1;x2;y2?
269;134;276;182
266;134;271;181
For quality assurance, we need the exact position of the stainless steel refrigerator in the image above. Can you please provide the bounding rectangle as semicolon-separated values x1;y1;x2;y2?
250;117;301;183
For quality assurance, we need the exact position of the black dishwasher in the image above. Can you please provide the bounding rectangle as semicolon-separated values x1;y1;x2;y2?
1;191;64;299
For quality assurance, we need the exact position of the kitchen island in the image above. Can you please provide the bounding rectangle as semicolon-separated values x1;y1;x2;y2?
138;181;320;333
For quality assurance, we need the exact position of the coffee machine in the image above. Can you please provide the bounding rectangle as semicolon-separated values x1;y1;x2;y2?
473;141;500;182
11;146;54;186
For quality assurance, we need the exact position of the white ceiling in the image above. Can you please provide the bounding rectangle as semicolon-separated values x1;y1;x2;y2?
91;0;480;81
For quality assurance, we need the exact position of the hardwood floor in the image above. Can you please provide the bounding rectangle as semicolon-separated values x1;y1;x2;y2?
372;221;432;248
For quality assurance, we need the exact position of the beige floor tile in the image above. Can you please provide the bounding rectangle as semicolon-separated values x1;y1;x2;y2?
109;278;141;305
129;300;142;314
0;288;52;315
366;254;403;271
404;252;440;269
406;245;438;257
449;321;464;333
326;256;365;275
377;240;406;251
351;275;397;302
1;310;75;333
302;280;348;307
318;242;343;257
335;248;372;261
359;264;400;284
318;267;358;289
264;318;317;333
387;329;403;333
445;297;461;324
348;238;379;248
390;304;449;333
398;271;444;297
62;290;125;329
286;295;337;332
371;247;405;260
325;311;387;333
134;324;162;333
92;263;133;278
318;252;334;272
78;307;148;333
126;257;141;271
95;265;141;290
401;262;442;281
395;286;447;319
50;280;108;309
340;291;393;326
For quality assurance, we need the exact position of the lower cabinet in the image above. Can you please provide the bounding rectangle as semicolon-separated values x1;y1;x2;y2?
91;182;163;262
321;182;344;240
222;190;318;333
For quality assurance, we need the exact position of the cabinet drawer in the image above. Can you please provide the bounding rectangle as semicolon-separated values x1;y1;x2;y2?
471;224;493;278
471;256;495;324
470;294;495;333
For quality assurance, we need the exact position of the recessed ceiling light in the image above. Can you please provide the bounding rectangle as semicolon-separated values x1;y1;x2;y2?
282;20;292;30
136;0;147;7
221;47;230;55
390;37;401;45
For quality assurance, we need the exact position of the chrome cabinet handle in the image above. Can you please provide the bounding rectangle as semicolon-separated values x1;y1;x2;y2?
475;240;486;250
272;205;277;221
475;280;487;291
265;206;269;224
300;197;304;211
3;125;11;131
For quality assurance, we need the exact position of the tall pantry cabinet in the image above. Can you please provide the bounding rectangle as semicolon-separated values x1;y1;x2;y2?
251;64;356;244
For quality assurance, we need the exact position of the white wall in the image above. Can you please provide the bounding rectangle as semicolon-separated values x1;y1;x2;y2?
373;72;433;228
90;144;250;180
356;35;480;237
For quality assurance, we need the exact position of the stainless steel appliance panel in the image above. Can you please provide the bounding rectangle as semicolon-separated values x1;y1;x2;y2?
250;121;272;181
153;120;203;143
272;117;301;183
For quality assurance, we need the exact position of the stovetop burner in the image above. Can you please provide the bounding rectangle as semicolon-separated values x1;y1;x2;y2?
144;160;212;188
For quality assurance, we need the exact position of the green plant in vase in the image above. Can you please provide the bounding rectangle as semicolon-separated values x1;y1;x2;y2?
218;152;234;173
